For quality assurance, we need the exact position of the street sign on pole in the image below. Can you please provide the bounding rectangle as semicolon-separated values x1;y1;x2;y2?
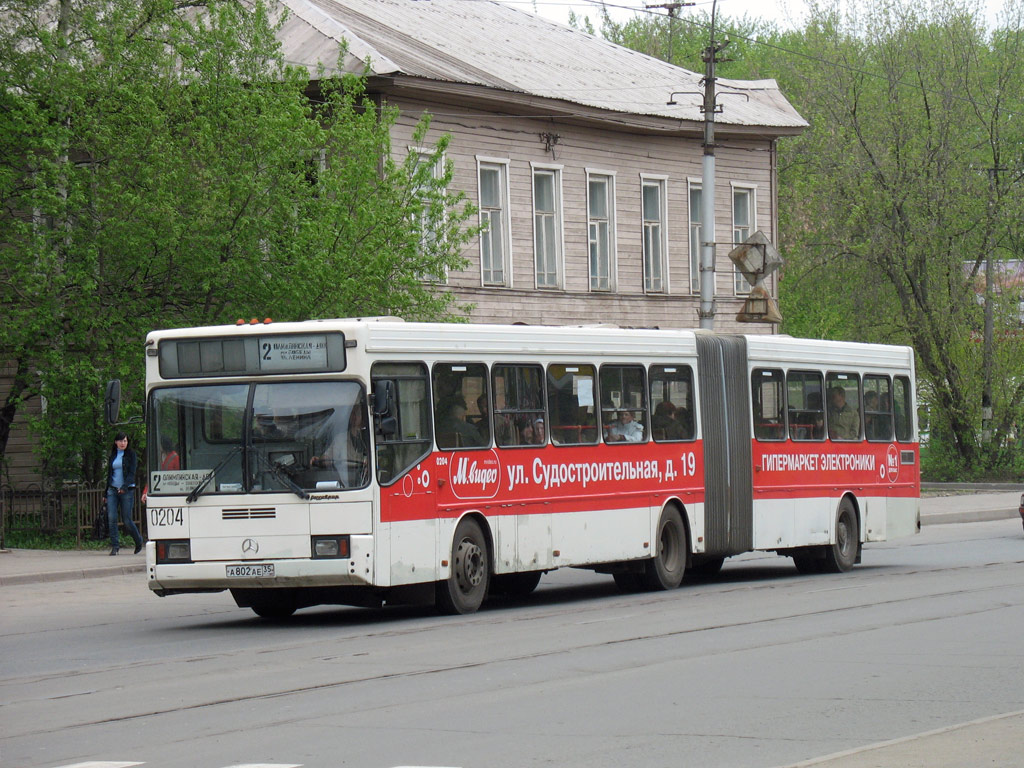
728;230;783;287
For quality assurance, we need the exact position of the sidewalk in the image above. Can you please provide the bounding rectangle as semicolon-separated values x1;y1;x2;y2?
777;709;1024;768
0;491;1019;587
0;546;146;586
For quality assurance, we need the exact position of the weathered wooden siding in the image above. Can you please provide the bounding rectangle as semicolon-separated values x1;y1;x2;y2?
388;97;779;333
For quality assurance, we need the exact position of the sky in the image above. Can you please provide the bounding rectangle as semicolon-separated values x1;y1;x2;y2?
499;0;1010;31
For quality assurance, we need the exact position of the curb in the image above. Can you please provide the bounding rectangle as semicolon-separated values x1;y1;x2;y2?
0;562;145;587
920;508;1020;526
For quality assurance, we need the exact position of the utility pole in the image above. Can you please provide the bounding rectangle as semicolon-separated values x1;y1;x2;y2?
698;1;729;330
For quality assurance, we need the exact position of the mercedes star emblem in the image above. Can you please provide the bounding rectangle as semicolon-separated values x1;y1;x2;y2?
241;538;259;554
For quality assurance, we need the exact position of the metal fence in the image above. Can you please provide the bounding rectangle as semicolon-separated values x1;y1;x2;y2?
0;483;145;547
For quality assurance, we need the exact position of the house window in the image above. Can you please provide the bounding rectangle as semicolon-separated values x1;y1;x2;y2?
411;147;446;282
587;172;615;291
642;177;667;293
689;181;702;294
533;167;562;289
478;160;510;287
733;186;755;294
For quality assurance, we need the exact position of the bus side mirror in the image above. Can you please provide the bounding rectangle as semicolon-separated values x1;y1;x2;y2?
104;380;121;425
373;380;394;417
378;416;397;437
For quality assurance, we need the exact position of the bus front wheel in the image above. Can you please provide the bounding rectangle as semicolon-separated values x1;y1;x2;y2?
436;517;490;615
643;506;687;590
821;498;859;573
491;570;543;598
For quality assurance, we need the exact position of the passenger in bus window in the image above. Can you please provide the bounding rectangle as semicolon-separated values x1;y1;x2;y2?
437;399;484;448
607;410;644;442
827;386;860;440
471;394;490;430
653;401;685;440
532;417;546;444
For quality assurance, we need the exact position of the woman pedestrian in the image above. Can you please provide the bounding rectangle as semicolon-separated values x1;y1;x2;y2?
106;431;144;555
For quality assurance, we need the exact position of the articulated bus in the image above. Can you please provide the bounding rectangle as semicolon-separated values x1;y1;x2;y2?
136;319;920;617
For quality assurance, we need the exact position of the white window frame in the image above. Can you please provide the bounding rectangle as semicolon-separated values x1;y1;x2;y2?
586;168;617;292
410;145;448;282
640;174;669;294
476;157;512;288
732;183;757;295
688;179;703;295
531;162;564;290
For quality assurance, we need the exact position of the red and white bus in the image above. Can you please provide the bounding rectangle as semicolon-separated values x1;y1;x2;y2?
135;319;919;617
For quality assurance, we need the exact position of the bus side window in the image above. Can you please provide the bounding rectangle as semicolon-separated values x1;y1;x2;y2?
751;368;785;440
371;362;431;485
893;375;914;442
492;364;545;447
600;365;648;444
826;372;861;441
649;365;695;441
863;374;893;442
546;364;598;445
787;370;824;441
432;362;489;450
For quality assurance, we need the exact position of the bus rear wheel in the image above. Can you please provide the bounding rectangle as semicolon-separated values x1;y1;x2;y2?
234;590;297;619
436;517;490;615
643;506;686;590
821;498;859;573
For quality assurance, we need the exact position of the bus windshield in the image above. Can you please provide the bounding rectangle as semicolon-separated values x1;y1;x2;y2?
148;381;369;497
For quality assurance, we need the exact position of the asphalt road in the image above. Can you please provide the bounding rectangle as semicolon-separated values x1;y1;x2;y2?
2;517;1022;768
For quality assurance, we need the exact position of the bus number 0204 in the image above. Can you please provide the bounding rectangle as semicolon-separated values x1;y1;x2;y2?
150;507;184;527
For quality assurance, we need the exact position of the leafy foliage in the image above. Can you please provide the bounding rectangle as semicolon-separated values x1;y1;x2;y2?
591;0;1024;477
0;0;475;484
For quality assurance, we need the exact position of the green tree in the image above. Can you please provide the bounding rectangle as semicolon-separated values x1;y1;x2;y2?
598;0;1024;477
769;1;1024;475
0;0;475;484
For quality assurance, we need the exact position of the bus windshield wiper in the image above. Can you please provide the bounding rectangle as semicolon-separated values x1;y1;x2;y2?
186;444;244;504
253;450;309;500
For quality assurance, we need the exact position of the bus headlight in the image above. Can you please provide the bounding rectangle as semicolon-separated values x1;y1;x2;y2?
312;535;350;559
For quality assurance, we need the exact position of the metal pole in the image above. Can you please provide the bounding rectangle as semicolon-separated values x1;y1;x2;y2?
698;2;720;330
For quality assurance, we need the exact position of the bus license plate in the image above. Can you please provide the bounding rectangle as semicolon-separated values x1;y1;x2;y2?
226;563;274;578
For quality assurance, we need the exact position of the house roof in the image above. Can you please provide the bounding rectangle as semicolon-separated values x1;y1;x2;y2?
275;0;807;134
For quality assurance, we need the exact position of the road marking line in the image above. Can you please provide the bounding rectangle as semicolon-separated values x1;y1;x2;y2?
52;763;144;768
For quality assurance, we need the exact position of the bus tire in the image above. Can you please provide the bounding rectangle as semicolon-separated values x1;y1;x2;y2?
643;506;687;590
490;570;542;598
686;555;725;580
792;555;823;574
246;594;297;619
613;571;645;592
436;517;490;615
821;498;859;573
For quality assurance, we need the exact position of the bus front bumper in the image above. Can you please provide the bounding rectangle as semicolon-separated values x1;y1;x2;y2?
146;536;374;594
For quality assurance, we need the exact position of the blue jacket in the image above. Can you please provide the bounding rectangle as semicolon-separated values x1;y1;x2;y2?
106;447;138;490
